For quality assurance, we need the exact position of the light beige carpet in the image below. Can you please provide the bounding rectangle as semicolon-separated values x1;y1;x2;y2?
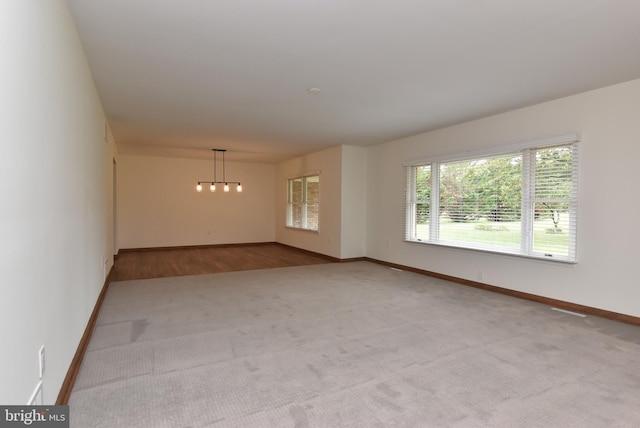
69;262;640;427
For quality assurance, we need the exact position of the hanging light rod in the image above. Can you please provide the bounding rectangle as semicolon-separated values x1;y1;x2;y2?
196;149;242;193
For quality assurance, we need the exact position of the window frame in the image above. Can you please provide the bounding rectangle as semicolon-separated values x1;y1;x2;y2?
404;134;579;263
286;174;320;231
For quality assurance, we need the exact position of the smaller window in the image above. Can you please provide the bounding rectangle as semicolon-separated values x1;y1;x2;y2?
287;175;319;231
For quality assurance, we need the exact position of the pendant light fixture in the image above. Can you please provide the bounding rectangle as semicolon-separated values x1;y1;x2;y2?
196;149;242;193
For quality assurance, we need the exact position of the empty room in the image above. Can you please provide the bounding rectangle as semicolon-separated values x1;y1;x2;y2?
2;1;640;427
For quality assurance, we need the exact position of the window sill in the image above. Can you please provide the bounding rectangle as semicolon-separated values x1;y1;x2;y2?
405;238;577;264
285;226;320;233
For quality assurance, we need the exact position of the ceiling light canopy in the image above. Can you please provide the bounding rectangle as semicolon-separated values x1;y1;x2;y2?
196;149;242;193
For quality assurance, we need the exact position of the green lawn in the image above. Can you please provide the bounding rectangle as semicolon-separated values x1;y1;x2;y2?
415;217;569;255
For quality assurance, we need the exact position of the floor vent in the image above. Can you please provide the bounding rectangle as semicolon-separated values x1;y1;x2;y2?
551;307;586;317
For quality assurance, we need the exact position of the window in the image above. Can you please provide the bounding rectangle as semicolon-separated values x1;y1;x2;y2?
287;175;319;231
405;135;579;262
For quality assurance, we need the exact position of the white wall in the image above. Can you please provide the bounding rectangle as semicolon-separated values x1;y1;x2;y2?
367;79;640;318
118;154;275;248
276;146;342;258
341;146;367;258
0;1;113;404
275;145;368;259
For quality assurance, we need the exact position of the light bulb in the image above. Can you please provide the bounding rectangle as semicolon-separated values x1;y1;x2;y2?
210;184;215;192
237;183;242;192
196;183;202;192
224;183;230;192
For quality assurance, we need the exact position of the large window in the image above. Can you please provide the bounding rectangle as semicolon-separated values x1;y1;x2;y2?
287;175;319;231
405;135;579;262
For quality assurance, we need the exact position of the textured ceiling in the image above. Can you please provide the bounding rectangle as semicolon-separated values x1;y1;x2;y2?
68;0;640;163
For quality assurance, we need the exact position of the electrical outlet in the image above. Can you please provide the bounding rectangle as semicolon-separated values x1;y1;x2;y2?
477;271;484;281
39;345;45;379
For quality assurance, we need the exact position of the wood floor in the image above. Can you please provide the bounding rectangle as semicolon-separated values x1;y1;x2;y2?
111;243;335;281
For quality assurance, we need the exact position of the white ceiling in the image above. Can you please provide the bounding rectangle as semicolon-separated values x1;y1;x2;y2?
68;0;640;163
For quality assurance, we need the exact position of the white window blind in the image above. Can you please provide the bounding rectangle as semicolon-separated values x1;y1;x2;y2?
405;135;579;262
287;174;319;231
